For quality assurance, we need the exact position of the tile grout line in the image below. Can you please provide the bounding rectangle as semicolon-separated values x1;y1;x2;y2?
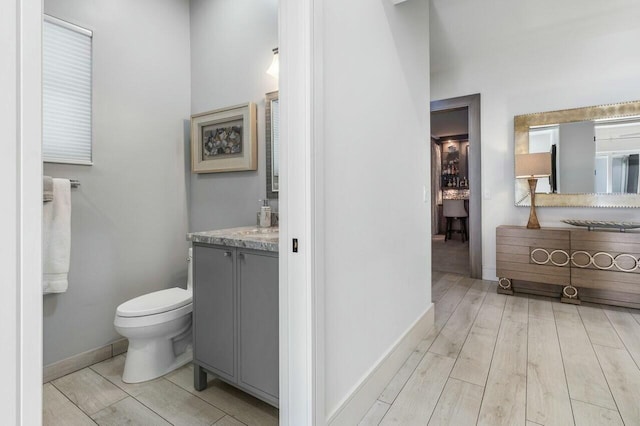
120;388;180;426
550;303;577;426
435;277;475;332
424;366;456;426
48;380;102;425
377;327;438;408
378;276;470;408
142;377;240;424
570;397;623;414
426;280;490;425
163;375;249;421
432;280;491;361
575;305;625;350
373;399;391;426
601;306;640;372
629;308;640;327
433;273;465;304
376;274;472;423
447;375;487;389
574;305;623;417
429;277;487;340
474;284;509;426
89;360;237;425
369;274;639;425
582;340;624;418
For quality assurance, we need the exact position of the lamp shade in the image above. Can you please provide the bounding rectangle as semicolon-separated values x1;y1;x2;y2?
515;152;552;178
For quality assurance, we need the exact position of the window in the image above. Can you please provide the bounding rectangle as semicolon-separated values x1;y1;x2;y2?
43;15;93;164
528;125;559;193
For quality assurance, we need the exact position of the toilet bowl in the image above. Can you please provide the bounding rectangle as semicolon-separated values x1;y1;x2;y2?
114;249;194;383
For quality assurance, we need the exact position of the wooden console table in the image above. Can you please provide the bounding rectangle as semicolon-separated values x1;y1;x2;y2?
496;225;640;309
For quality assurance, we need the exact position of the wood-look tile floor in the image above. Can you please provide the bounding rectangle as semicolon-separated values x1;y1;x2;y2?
360;272;640;426
43;355;278;426
432;235;470;276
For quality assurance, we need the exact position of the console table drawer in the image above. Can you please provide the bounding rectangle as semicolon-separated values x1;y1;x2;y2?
496;225;640;308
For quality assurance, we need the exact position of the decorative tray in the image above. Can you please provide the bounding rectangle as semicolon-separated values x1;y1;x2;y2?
562;219;640;232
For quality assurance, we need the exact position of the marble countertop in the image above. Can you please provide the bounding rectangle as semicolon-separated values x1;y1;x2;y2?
442;188;470;200
187;226;279;253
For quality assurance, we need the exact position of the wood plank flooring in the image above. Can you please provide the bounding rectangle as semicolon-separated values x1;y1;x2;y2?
432;235;470;276
43;354;278;426
360;273;640;426
43;270;640;425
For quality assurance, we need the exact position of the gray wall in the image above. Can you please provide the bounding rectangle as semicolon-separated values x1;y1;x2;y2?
43;0;191;365
189;0;278;232
559;121;595;193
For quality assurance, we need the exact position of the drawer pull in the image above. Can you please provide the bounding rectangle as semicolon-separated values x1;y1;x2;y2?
224;251;232;257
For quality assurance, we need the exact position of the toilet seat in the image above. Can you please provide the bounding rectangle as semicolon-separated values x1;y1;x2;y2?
114;302;192;329
117;287;192;317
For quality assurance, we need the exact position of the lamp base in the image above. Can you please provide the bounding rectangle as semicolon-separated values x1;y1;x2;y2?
527;178;540;229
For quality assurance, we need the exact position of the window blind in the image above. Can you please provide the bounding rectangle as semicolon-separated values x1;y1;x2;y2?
43;15;93;165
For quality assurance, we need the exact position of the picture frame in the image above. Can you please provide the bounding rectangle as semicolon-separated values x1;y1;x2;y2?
191;102;257;173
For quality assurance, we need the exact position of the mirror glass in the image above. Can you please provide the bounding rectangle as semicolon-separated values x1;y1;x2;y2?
514;100;640;208
266;91;279;198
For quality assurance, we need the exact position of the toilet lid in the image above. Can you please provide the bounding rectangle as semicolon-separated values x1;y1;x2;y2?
117;288;192;317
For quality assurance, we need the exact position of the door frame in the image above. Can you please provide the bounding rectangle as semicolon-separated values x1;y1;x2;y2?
2;0;43;422
279;0;325;424
8;0;324;423
431;94;482;279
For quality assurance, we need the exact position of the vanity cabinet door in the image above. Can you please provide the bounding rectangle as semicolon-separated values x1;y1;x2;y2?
193;244;236;383
237;250;279;405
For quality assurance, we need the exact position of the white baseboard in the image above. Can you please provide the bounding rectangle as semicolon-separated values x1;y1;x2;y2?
43;338;128;383
483;266;497;282
327;304;435;425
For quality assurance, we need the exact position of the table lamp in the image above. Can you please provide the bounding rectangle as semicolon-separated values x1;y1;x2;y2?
515;152;552;229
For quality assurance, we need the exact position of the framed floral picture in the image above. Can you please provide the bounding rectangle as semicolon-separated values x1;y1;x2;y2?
191;102;257;173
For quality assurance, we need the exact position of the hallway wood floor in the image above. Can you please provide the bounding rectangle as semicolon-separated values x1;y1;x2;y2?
432;235;470;277
359;272;640;425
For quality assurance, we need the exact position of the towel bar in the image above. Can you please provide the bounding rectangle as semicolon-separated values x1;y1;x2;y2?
70;179;80;188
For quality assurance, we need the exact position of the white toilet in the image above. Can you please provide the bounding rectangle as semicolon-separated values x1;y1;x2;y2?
114;248;194;383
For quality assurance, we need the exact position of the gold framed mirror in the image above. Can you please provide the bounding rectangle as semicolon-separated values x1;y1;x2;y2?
514;100;640;208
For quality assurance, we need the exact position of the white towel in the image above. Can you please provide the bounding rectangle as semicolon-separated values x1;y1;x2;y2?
43;178;71;294
43;175;54;202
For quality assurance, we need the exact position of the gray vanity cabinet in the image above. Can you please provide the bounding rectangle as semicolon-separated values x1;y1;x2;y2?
237;250;279;403
192;243;279;407
193;245;236;383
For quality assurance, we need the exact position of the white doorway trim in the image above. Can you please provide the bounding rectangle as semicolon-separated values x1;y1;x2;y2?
5;0;326;423
1;0;43;423
279;0;325;424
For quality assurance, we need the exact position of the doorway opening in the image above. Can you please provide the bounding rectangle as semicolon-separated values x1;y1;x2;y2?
431;107;470;275
431;94;482;279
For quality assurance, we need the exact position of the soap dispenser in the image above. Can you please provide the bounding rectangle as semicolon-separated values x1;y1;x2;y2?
259;199;272;228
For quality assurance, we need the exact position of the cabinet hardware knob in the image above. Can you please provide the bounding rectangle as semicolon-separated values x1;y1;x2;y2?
238;253;245;259
224;251;232;257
